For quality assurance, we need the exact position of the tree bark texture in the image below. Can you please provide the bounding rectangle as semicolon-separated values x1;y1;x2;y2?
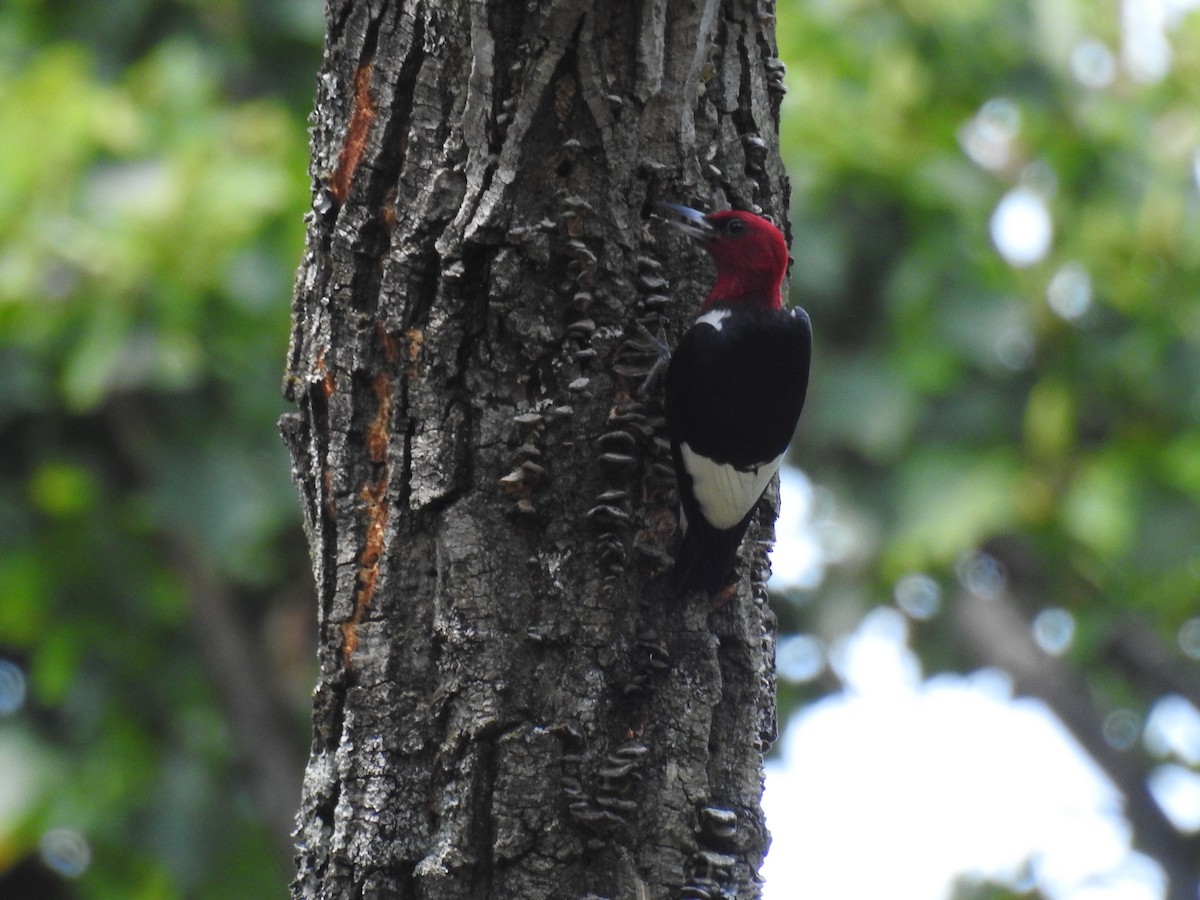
281;0;791;897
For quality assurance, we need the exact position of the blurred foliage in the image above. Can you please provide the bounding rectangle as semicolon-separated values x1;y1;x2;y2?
950;880;1042;900
0;1;319;897
772;0;1200;894
775;0;1200;671
3;0;1200;897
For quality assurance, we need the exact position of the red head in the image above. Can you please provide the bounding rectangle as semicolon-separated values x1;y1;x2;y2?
660;205;789;311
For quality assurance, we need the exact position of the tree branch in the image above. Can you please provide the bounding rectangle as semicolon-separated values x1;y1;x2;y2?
954;589;1200;900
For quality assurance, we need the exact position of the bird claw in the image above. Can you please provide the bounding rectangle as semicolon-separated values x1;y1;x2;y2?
619;321;676;398
633;319;671;363
628;319;671;398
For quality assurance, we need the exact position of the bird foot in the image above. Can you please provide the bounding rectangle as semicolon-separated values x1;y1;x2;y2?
633;318;671;363
633;319;671;398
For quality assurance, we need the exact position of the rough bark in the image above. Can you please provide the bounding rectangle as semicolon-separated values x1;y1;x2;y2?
281;1;791;897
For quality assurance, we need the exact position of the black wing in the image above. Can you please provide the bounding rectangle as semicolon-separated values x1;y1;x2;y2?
664;306;812;595
666;307;812;469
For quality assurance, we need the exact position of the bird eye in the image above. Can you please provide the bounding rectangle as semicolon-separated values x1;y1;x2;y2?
725;218;747;236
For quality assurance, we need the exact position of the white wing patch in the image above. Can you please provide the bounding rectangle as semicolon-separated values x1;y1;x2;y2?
696;308;731;332
680;444;784;531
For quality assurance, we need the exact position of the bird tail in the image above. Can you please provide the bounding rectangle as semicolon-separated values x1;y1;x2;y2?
668;518;745;599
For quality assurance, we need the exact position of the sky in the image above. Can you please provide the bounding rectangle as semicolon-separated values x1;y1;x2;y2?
759;468;1200;900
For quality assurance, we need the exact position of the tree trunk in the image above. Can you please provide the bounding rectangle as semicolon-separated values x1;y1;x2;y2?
281;0;791;897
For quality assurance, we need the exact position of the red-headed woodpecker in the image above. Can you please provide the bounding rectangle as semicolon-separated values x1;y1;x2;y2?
661;204;811;597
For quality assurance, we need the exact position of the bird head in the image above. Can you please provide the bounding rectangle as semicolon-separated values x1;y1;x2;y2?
659;203;789;311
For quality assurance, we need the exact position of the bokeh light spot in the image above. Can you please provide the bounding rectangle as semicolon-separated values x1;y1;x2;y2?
959;97;1021;171
1032;608;1076;656
995;325;1034;371
1178;618;1200;659
1148;764;1200;831
1071;38;1117;88
957;552;1006;600
1144;695;1200;765
0;659;27;716
39;828;91;879
1047;263;1093;321
1103;709;1141;751
894;573;941;620
990;187;1052;268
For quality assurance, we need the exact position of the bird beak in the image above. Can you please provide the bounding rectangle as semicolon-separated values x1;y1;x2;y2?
657;202;713;241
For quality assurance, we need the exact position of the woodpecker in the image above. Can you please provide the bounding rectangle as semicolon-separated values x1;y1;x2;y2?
660;204;812;597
